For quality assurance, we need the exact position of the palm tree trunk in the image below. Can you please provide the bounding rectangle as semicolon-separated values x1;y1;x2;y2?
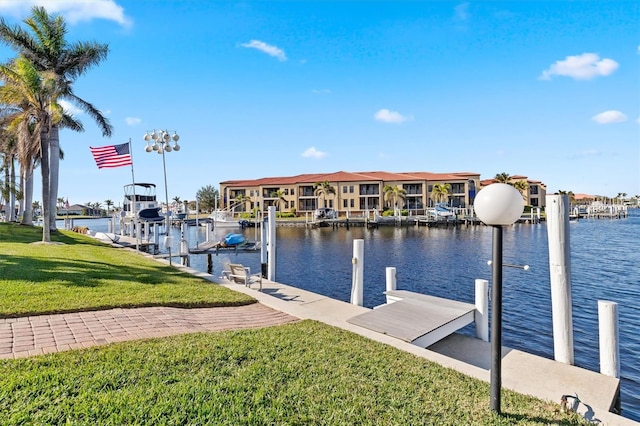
40;131;51;242
48;125;60;230
9;154;16;221
21;166;34;225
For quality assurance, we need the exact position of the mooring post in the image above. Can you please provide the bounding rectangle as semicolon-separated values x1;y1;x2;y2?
351;239;364;306
598;300;620;378
546;194;574;364
385;267;396;292
260;214;268;277
267;206;276;281
475;279;489;342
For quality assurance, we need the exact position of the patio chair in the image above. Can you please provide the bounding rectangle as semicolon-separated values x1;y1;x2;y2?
225;263;263;291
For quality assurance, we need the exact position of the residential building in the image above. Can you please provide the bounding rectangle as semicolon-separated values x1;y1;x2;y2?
220;170;484;216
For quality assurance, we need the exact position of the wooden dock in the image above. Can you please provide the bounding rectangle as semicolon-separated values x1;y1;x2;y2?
347;290;476;348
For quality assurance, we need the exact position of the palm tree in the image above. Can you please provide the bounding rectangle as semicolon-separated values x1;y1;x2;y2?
313;180;336;209
270;189;286;214
512;180;529;201
0;56;58;240
383;184;407;210
0;6;113;231
430;183;451;205
494;172;511;183
233;193;251;212
104;199;113;214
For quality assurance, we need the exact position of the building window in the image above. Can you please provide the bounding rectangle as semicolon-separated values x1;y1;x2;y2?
343;186;347;194
284;189;289;195
350;199;354;208
349;186;354;193
343;199;348;208
531;198;539;206
530;185;539;195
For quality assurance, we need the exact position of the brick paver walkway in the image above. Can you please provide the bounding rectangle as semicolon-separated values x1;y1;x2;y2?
0;304;298;359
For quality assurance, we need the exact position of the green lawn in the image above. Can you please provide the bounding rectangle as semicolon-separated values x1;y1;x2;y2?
0;223;588;425
0;321;586;425
0;223;254;317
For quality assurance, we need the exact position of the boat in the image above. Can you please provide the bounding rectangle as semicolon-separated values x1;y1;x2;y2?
123;183;160;218
208;210;241;228
427;203;455;218
137;207;165;222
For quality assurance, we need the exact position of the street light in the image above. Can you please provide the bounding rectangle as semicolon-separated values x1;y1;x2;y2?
473;183;524;414
143;129;181;235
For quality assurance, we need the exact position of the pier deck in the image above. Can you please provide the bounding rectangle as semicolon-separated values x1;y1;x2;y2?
347;290;476;348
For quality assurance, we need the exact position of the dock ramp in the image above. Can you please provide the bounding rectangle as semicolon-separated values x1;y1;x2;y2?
347;290;476;348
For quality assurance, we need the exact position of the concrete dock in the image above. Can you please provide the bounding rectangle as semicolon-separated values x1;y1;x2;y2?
174;264;633;425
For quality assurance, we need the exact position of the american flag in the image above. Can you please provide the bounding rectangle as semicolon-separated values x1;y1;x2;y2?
90;143;133;169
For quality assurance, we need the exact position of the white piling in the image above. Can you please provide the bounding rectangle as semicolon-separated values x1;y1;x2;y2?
267;206;276;281
153;223;160;249
260;215;268;277
351;239;364;306
546;194;574;364
385;267;396;292
598;300;620;378
475;279;489;342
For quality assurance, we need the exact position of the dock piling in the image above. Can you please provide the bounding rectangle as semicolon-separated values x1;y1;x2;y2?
351;239;364;306
475;279;489;342
598;300;620;378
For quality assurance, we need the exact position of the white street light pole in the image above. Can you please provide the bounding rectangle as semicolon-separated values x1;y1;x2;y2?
143;130;181;234
473;183;524;414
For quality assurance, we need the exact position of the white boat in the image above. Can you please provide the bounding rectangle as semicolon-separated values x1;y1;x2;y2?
208;210;241;228
427;203;455;218
123;183;160;218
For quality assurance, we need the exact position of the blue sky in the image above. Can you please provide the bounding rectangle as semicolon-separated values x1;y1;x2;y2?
1;0;638;206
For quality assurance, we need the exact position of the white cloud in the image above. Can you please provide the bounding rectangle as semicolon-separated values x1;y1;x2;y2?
374;109;412;124
301;147;327;159
241;40;287;61
637;45;640;54
311;89;331;94
0;0;132;27
539;53;618;80
125;117;141;126
569;149;602;159
58;99;82;116
454;2;470;21
591;110;627;124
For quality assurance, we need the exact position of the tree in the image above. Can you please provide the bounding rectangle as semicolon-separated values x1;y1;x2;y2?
104;199;113;214
494;172;511;183
233;193;251;212
196;185;219;213
313;180;336;208
430;183;451;205
512;180;529;200
383;185;407;209
0;56;58;240
270;189;286;213
0;6;113;231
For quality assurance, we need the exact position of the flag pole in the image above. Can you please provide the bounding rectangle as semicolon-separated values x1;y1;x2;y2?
128;138;139;250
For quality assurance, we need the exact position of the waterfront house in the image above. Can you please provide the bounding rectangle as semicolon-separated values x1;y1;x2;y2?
220;170;491;217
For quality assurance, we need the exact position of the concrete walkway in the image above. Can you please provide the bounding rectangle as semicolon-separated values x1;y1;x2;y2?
0;304;297;359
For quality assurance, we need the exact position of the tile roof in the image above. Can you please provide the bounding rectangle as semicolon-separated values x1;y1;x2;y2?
221;170;481;187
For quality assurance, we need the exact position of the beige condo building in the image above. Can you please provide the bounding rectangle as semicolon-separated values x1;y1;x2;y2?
220;170;546;216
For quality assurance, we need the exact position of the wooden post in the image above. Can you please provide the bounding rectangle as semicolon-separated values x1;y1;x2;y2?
351;239;364;306
546;194;574;364
598;300;620;378
385;267;396;292
475;278;489;342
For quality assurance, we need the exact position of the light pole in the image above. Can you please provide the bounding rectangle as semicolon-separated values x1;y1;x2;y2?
473;183;524;414
143;129;181;234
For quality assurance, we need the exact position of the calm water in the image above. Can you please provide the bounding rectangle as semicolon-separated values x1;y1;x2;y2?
78;210;640;421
